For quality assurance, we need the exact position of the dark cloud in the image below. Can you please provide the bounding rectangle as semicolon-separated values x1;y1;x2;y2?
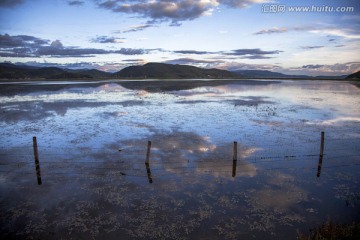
91;36;125;43
300;46;324;50
302;64;325;69
68;0;84;6
335;45;345;48
0;0;24;8
225;48;282;59
245;55;273;59
173;50;212;55
170;48;282;59
229;49;282;55
113;48;148;55
328;38;336;42
96;0;265;25
0;34;151;58
0;34;49;48
97;0;216;25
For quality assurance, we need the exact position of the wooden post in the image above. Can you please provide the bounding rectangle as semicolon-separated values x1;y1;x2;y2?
32;136;42;185
145;141;151;164
145;163;153;183
233;141;237;161
317;131;325;177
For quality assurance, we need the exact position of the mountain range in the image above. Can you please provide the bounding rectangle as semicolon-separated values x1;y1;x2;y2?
0;62;357;80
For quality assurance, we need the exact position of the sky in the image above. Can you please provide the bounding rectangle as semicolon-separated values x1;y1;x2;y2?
0;0;359;76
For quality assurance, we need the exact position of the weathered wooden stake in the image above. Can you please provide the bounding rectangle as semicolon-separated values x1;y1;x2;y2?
145;141;151;164
233;141;238;161
145;163;153;183
317;131;325;177
32;136;42;185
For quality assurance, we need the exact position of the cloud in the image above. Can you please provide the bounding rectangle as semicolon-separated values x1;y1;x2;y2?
173;50;213;55
300;46;324;50
170;48;282;59
96;0;267;25
164;57;222;65
0;0;24;8
123;24;153;33
0;34;49;48
163;58;281;72
68;0;84;6
254;27;287;35
301;64;324;69
254;25;360;39
225;48;282;59
288;62;360;76
0;34;151;58
309;28;360;39
219;0;270;8
228;49;282;55
91;36;126;43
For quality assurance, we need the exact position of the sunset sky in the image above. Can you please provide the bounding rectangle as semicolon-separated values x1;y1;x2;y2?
0;0;359;76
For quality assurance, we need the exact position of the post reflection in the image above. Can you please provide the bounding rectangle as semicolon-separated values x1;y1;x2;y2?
145;163;153;183
317;156;323;177
232;159;237;177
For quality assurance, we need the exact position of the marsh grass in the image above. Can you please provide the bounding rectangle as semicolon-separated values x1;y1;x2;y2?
298;220;360;240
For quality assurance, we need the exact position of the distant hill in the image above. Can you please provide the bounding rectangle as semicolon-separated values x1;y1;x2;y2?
113;62;238;79
0;63;110;80
0;62;349;80
346;71;360;80
232;69;346;79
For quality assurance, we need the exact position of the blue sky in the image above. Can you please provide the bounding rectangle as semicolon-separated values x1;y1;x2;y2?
0;0;359;75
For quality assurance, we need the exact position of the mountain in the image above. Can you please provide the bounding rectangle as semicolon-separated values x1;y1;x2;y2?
0;63;110;80
66;69;112;79
346;71;360;80
113;62;239;79
233;70;300;79
0;62;349;80
232;69;346;79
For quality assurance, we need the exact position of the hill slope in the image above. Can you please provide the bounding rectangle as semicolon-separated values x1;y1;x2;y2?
0;63;110;80
113;62;238;79
346;71;360;79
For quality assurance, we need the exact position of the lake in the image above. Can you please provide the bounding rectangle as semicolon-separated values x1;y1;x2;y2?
0;79;359;239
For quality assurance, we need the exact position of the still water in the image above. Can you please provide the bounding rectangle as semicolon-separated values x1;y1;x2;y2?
0;79;359;239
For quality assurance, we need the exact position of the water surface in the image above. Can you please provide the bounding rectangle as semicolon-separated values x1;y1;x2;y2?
0;79;359;239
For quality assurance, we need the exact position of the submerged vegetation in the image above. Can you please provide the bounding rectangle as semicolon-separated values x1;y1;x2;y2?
298;221;360;240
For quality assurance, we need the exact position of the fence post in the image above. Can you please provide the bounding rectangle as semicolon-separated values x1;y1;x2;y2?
145;141;151;164
233;141;238;161
32;136;42;185
317;131;325;177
